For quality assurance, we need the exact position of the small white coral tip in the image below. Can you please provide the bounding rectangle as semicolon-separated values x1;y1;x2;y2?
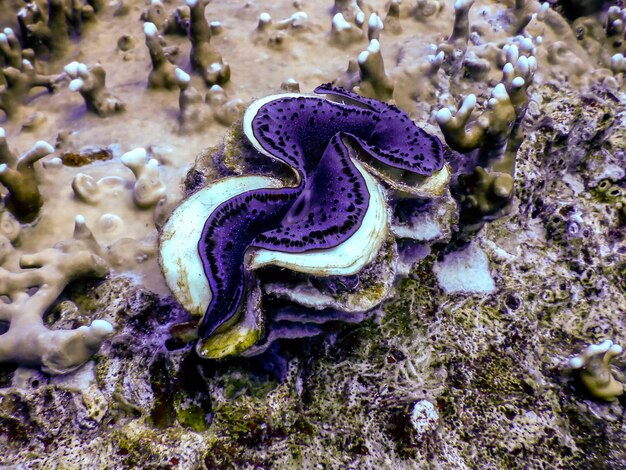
367;38;380;53
461;94;477;111
64;61;79;77
511;76;525;88
175;68;190;83
90;319;114;337
69;78;84;92
75;214;86;225
0;128;5;138
77;63;88;76
121;147;148;165
144;22;158;37
570;356;583;369
333;13;351;30
435;108;452;124
34;141;55;154
368;12;383;29
492;83;508;100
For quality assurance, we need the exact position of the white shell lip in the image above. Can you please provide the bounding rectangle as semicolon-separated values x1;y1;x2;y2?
242;92;314;163
159;160;388;317
159;175;283;316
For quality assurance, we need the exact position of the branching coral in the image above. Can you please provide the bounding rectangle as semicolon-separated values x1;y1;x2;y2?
570;340;625;402
251;11;310;49
0;216;112;374
121;148;166;209
19;0;70;58
0;59;59;119
144;22;178;90
176;69;243;131
330;12;363;47
65;61;125;117
356;39;394;101
0;138;54;223
0;28;29;70
187;0;230;86
436;45;537;233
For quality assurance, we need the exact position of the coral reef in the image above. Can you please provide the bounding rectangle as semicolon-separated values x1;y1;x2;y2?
0;0;626;468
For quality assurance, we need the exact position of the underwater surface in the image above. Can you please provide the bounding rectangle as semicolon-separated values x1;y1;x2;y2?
1;0;626;468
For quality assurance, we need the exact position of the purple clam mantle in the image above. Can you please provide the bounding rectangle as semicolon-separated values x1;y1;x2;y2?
197;84;444;341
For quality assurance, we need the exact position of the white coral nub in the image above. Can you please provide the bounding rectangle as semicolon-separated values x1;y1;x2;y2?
143;21;158;37
570;340;625;402
121;148;166;209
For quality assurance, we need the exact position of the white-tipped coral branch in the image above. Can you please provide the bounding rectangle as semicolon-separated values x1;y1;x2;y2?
176;67;212;133
206;85;245;127
330;13;363;47
0;217;112;375
65;62;125;117
121;148;166;209
0;28;27;70
144;22;178;90
0;139;54;223
438;0;475;77
367;12;384;41
333;0;365;27
1;59;60;119
187;0;230;86
356;39;394;101
570;340;625;402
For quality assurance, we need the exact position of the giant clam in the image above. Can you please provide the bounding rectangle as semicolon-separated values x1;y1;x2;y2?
160;84;450;358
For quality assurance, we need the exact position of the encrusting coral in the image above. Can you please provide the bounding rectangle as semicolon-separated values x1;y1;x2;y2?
0;215;112;375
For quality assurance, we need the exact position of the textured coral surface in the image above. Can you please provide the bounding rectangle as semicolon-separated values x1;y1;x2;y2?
1;0;626;468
